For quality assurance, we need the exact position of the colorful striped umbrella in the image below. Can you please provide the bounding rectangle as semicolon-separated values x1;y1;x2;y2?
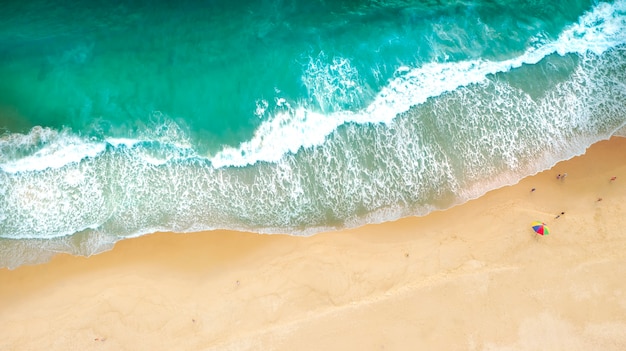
531;221;550;236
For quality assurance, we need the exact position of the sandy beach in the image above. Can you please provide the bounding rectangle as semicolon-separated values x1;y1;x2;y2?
1;137;625;351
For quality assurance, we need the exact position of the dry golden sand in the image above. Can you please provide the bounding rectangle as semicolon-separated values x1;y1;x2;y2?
1;137;626;351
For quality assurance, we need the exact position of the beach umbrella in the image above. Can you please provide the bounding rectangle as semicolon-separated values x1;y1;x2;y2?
531;221;550;236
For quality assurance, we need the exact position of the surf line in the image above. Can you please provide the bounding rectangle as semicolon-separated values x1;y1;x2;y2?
210;0;626;169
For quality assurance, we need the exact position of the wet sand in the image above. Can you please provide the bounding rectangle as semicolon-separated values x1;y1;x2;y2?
1;137;625;350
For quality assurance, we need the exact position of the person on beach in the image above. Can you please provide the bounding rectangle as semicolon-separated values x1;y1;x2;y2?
555;211;565;219
610;176;617;181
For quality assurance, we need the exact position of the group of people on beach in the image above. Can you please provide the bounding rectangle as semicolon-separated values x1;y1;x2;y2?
530;173;618;221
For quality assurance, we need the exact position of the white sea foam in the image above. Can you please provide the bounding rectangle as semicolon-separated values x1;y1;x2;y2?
301;52;366;112
0;114;197;173
0;131;172;173
0;127;106;173
210;0;626;168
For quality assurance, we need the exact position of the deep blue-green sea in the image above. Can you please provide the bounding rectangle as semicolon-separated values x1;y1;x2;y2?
1;0;625;268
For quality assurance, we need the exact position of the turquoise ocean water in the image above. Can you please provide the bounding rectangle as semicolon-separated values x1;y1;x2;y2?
1;0;625;268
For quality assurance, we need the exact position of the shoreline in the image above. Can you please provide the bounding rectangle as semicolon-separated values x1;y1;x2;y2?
1;137;626;350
